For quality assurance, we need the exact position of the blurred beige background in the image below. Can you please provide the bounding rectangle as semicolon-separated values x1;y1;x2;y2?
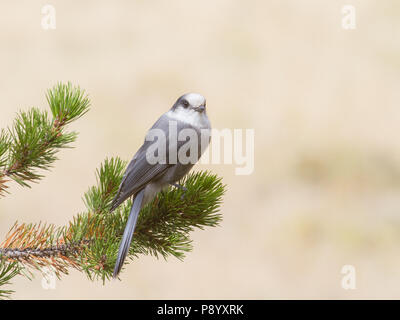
0;0;400;299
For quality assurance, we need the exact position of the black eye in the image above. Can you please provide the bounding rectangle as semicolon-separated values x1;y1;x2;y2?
182;100;189;108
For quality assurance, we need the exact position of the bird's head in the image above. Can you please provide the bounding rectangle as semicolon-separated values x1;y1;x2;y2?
172;93;206;114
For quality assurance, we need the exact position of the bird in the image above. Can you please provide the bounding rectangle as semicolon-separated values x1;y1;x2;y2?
110;93;211;278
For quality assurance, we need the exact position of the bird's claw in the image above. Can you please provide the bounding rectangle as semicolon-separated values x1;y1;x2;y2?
170;183;187;200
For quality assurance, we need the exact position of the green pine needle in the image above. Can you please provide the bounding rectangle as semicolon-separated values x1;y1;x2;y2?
0;262;20;300
1;82;90;189
46;82;90;125
0;129;10;168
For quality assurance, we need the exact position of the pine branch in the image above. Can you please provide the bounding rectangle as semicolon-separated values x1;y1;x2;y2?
0;158;225;286
0;82;90;193
0;82;91;298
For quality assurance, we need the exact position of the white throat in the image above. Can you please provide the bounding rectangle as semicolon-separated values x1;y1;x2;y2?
166;108;208;128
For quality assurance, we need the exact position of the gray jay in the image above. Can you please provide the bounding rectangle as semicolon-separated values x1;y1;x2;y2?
110;93;211;278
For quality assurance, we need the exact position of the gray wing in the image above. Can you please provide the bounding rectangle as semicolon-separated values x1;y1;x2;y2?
111;114;197;211
110;115;171;211
111;114;205;211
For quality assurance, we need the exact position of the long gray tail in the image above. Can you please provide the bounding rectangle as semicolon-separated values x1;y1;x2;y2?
112;189;145;279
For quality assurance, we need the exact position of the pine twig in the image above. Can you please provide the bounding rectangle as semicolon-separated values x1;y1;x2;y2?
0;82;90;194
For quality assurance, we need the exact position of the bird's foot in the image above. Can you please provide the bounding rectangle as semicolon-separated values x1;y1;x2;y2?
170;183;187;200
152;195;160;207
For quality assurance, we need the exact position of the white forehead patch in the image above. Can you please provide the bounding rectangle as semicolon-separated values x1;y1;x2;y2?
183;93;205;106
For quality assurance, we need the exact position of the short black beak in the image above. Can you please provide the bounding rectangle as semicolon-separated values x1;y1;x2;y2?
196;105;205;112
